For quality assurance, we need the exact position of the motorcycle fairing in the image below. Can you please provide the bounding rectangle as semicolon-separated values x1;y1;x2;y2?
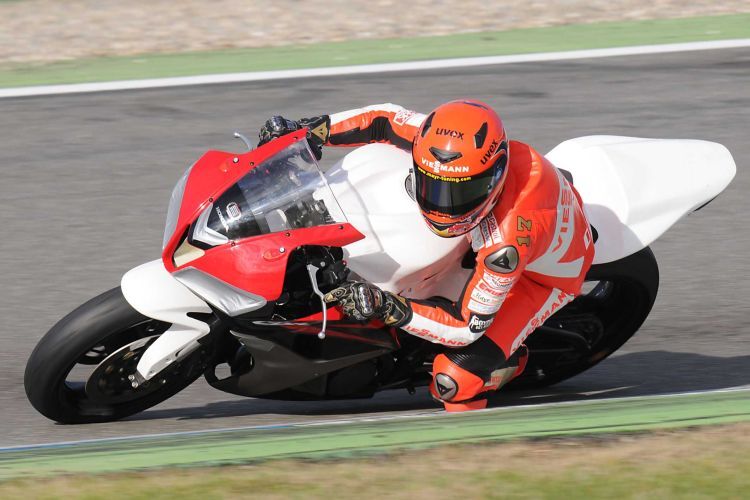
546;136;736;264
162;132;365;301
207;318;399;397
169;223;364;302
163;132;307;254
121;259;212;381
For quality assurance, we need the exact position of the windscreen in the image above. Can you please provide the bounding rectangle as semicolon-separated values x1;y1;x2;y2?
201;140;346;242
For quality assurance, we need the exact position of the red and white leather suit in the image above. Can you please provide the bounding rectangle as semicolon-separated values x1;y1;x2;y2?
326;104;595;409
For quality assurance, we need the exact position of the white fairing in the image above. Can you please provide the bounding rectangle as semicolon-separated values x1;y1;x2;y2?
546;136;737;264
121;260;212;381
325;144;471;300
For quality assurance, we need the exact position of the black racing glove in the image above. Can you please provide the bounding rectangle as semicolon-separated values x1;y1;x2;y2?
324;281;411;327
258;114;331;160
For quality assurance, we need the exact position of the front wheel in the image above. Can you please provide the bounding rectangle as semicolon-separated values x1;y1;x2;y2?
24;287;209;424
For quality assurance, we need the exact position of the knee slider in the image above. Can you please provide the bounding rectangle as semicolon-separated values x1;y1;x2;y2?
434;373;459;402
431;353;486;403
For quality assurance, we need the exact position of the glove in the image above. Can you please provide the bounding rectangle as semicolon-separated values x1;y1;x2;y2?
324;281;411;326
258;114;331;160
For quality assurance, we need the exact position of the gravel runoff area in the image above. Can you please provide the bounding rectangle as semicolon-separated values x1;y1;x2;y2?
2;1;750;65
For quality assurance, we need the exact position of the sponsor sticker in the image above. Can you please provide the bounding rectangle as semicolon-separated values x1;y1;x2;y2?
226;202;241;221
511;290;572;352
480;220;492;248
468;298;502;315
482;271;514;289
403;325;468;347
470;225;485;252
420;157;470;174
485;214;503;245
477;279;507;296
215;206;229;231
435;128;464;140
468;314;494;333
470;287;501;305
480;139;507;165
393;108;416;126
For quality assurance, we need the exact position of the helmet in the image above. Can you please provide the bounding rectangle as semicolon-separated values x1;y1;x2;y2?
411;100;509;237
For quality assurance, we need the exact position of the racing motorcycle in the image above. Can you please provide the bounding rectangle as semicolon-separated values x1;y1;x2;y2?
24;129;736;423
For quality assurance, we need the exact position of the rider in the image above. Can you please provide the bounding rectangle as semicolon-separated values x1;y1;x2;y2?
258;101;595;411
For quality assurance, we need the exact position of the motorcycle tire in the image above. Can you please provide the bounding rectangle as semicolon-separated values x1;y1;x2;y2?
508;246;659;389
24;287;206;424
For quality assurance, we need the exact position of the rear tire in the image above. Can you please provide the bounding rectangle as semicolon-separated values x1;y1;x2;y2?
24;287;207;424
508;246;659;389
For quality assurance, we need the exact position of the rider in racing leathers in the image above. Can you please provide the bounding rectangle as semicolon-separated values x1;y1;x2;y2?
258;101;595;411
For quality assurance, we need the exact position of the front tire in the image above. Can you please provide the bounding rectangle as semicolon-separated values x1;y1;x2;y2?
24;287;207;424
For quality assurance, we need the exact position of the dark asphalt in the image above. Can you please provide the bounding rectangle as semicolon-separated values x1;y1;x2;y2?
1;48;748;446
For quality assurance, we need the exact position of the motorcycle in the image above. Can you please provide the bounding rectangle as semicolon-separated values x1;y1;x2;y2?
24;129;736;423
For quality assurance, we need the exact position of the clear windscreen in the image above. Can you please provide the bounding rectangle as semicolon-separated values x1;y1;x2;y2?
202;140;346;241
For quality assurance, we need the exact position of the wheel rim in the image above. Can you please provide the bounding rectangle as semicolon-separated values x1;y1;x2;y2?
85;335;165;404
61;319;173;411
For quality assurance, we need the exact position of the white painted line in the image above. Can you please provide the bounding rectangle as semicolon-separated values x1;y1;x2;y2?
2;38;750;99
2;385;748;452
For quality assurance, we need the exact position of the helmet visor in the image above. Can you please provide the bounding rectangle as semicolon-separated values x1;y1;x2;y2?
414;155;506;218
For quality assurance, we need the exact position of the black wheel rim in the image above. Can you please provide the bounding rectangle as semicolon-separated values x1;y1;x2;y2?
60;319;182;413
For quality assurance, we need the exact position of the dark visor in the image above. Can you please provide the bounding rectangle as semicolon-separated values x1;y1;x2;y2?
414;155;506;217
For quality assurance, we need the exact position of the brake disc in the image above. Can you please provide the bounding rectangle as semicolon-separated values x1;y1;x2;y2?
85;335;162;404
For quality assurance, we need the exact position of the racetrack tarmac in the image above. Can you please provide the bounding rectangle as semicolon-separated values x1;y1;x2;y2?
1;48;748;446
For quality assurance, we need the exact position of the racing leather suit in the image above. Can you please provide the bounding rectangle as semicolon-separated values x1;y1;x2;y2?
317;103;595;410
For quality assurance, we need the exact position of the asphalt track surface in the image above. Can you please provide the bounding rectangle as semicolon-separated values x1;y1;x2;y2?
1;48;748;446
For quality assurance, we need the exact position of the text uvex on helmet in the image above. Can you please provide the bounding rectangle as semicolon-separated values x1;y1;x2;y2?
412;100;509;237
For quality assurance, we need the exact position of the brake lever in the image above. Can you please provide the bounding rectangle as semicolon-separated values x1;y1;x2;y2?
306;263;327;339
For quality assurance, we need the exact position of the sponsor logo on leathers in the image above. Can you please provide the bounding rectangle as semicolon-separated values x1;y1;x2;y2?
393;108;416;126
470;286;504;305
403;325;469;347
477;279;507;296
468;314;494;333
468;298;502;315
482;272;514;289
470;213;502;250
511;289;573;352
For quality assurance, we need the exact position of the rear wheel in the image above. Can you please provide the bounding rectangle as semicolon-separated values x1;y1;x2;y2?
507;246;659;389
24;287;209;424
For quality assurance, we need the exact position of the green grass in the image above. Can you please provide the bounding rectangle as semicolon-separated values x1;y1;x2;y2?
1;389;748;480
1;423;749;499
1;13;749;88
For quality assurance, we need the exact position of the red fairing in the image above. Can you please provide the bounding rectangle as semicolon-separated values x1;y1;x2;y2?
163;131;307;254
162;132;365;301
167;224;363;300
